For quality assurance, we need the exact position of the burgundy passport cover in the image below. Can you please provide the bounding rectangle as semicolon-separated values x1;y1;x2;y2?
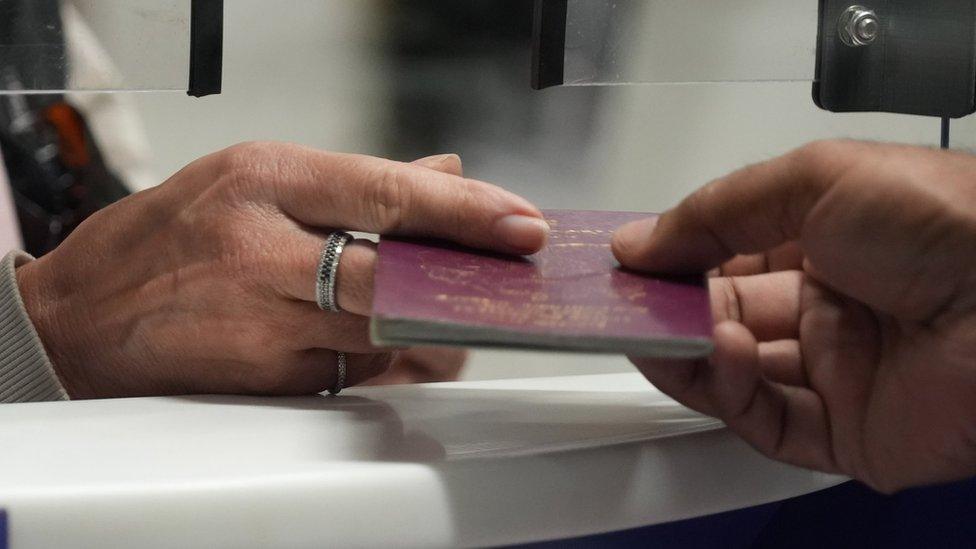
371;210;713;357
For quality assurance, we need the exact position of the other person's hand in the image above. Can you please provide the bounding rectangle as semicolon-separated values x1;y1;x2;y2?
16;143;547;399
613;140;976;493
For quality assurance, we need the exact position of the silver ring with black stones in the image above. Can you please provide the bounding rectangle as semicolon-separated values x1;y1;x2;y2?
316;231;352;312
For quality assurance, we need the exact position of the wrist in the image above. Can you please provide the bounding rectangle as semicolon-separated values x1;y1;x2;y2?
15;256;94;398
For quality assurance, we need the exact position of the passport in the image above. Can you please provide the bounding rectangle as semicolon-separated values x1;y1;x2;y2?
371;210;713;357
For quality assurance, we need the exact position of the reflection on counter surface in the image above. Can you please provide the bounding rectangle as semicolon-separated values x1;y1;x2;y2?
0;374;842;547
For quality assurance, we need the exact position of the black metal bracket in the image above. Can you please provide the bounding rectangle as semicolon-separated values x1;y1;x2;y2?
187;0;224;97
814;0;976;118
531;0;568;90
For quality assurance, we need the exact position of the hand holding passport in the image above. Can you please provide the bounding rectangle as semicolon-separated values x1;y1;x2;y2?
372;210;712;358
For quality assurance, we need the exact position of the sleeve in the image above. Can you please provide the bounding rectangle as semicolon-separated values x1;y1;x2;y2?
0;251;68;403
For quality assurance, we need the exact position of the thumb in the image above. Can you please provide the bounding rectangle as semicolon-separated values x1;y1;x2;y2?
612;141;855;273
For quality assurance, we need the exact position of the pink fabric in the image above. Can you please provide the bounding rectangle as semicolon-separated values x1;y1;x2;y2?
0;152;24;254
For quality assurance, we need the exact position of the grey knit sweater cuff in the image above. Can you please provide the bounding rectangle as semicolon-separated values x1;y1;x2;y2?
0;251;68;403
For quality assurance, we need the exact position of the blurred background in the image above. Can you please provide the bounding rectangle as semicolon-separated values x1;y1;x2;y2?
78;0;966;380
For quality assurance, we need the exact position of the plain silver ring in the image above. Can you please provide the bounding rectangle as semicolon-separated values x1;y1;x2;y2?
329;351;346;395
316;231;352;312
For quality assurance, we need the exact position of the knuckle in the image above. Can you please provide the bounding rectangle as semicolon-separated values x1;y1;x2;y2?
236;343;290;394
366;352;395;379
684;186;739;254
219;141;271;176
245;354;310;395
242;364;284;394
711;277;743;324
453;181;482;230
791;139;857;187
207;144;269;203
217;141;301;195
793;139;843;166
250;373;299;395
363;164;408;233
685;185;714;223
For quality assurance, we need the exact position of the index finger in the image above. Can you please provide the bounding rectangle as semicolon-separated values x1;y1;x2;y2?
612;140;861;273
250;143;549;255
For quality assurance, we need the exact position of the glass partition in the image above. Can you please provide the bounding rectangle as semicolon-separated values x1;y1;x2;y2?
561;0;819;86
0;0;190;93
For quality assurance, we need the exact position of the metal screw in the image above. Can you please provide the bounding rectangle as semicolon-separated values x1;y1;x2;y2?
839;5;879;47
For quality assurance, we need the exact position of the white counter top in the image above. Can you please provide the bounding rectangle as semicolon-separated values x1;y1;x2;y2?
0;373;844;548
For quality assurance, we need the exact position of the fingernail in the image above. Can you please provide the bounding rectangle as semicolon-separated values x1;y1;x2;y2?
494;215;550;253
613;217;659;254
413;153;460;168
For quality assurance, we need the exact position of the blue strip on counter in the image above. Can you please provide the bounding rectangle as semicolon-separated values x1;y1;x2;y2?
1;509;7;549
523;477;976;548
